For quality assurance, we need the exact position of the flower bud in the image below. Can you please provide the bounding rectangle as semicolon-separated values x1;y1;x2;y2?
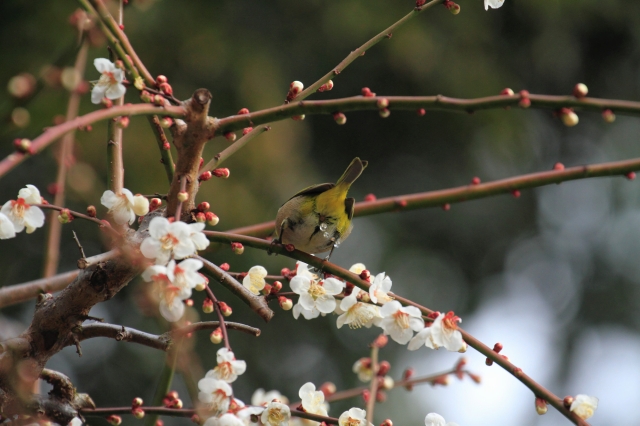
102;97;113;108
471;176;481;185
261;284;272;295
156;75;168;86
133;76;145;91
467;372;482;384
553;162;564;171
14;138;32;154
197;201;210;212
224;132;237;141
86;205;97;217
154;94;165;106
535;397;548;415
493;342;503;352
198;171;213;182
159;83;173;96
560;108;579;127
485;357;494;366
195;212;206;223
205;212;219;226
333;112;347;125
373;334;388;349
184;298;194;306
287;80;304;102
377;98;389;109
132;407;145;419
116;116;130;129
382;376;394;390
210;328;223;344
318;80;334;92
132;397;143;408
271;281;283;293
362;390;370;403
191;414;201;425
511;190;521;198
202;298;214;313
379;108;390;118
11;107;30;128
376;390;387;403
243;127;253;135
237;108;250;115
132;195;149;216
563;396;574;408
364;193;376;202
8;73;36;99
171;399;183;409
107;415;123;426
445;1;460;14
626;172;636;180
57;208;74;224
177;191;189;202
360;269;371;281
292;114;306;121
380;420;393;426
417;108;426;116
501;88;515;96
219;301;232;317
573;83;588;98
160;117;174;128
162;142;171;150
212;168;230;178
377;360;391;375
602;109;616;123
361;87;375;97
140;90;153;103
278;296;293;310
149;198;162;212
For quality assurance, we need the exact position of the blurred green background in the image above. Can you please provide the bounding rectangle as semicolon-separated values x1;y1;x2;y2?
2;0;640;425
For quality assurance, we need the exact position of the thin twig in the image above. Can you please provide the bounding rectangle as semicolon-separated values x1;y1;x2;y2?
0;104;185;179
72;231;87;260
204;284;231;350
365;345;379;425
202;125;270;173
174;176;187;221
148;115;175;183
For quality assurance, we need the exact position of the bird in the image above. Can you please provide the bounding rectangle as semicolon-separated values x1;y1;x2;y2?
274;157;368;255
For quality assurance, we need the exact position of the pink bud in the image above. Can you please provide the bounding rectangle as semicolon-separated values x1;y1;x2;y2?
535;397;548;415
361;87;375;97
159;83;173;96
501;88;515;96
377;98;389;109
210;328;223;344
107;415;122;426
573;83;588;98
626;172;636;180
417;108;426;116
442;203;451;211
511;190;521;198
563;396;574;408
237;108;250;115
224;132;237;141
132;397;143;408
493;342;503;353
220;263;230;271
102;98;113;108
162;142;171;150
602;109;616;123
149;198;162;211
471;176;481;185
156;75;168;86
231;242;244;254
13;138;32;154
364;193;376;202
219;301;232;317
243;127;253;135
360;269;371;281
195;212;206;223
140;90;153;103
278;297;293;310
117;116;130;129
333;112;347;125
212;168;230;178
271;281;283;293
320;382;336;396
380;420;393;426
202;298;214;313
177;191;189;202
377;360;391;375
160;117;173;128
86;205;97;217
199;171;212;181
553;162;565;171
198;201;210;212
379;108;390;118
205;212;219;226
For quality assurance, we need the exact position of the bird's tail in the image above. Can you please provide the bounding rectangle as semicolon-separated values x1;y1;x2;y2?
335;157;368;188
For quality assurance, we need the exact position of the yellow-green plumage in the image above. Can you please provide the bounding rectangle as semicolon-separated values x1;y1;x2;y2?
275;157;368;254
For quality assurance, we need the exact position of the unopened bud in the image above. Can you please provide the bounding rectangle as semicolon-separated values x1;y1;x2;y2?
285;243;295;252
373;334;388;348
237;108;250;115
57;208;74;224
333;112;347;125
159;83;173;96
243;127;253;135
85;205;97;217
11;107;30;128
212;168;230;178
535;397;548;415
271;281;283;293
359;269;371;281
197;201;210;212
133;76;145;91
14;138;32;154
140;90;153;103
224;132;237;141
148;198;162;212
377;98;389;109
171;398;183;409
560;108;579;127
219;301;232;317
320;382;336;396
161;142;171;151
117;116;130;128
191;414;201;425
219;263;230;271
364;193;376;202
160;117;173;128
361;87;375;97
156;75;168;86
278;296;293;310
432;375;450;386
177;191;189;202
573;83;588;98
205;212;219;226
132;408;145;419
362;390;370;403
377;360;391;375
184;298;194;306
379;108;390;118
199;171;213;182
287;80;304;101
107;415;123;426
602;109;615;123
292;114;306;121
132;397;143;408
202;298;214;313
382;376;394;390
501;88;515;96
318;80;334;92
553;162;564;171
563;396;574;408
210;328;223;344
102;97;113;108
8;73;36;99
467;372;482;384
154;94;165;106
511;189;521;198
626;171;636;180
444;0;460;14
380;420;393;426
417;108;426;116
195;212;206;223
471;176;481;185
376;390;387;403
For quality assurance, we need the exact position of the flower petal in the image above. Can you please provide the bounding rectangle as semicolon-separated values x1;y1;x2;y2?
94;58;114;73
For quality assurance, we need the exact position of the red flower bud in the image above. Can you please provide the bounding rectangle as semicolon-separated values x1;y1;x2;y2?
199;171;213;181
231;242;244;254
212;168;230;179
202;298;214;313
218;301;232;317
86;205;97;217
224;132;237;141
198;201;210;212
220;263;230;271
156;75;168;86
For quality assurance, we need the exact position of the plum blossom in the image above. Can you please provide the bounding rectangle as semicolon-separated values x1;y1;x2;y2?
1;185;45;234
142;262;190;322
101;188;149;225
408;311;466;352
243;265;268;295
189;222;210;250
251;389;289;406
292;301;320;320
378;301;424;344
369;272;393;304
168;258;206;295
424;413;458;426
296;261;320;280
204;413;244;426
0;213;16;239
484;0;505;10
290;274;344;314
198;378;232;414
352;358;373;382
261;400;291;426
570;395;598;420
91;58;126;104
349;263;367;275
339;408;370;426
205;348;247;383
140;216;200;265
237;405;266;426
337;289;381;329
299;382;328;417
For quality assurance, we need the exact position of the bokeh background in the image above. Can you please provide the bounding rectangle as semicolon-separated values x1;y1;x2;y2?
2;0;640;425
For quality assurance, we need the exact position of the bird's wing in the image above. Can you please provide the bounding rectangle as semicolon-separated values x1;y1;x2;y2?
345;197;355;220
283;183;335;205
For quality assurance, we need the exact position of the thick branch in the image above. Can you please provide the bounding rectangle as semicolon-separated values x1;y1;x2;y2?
0;104;185;179
77;321;260;351
224;156;640;237
213;93;640;134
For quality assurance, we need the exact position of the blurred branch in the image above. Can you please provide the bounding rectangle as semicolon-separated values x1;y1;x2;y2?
202;125;271;173
77;321;260;351
295;0;441;101
148;116;175;183
0;104;185;179
202;231;588;426
213;93;640;134
365;345;379;425
223;155;640;237
197;255;274;323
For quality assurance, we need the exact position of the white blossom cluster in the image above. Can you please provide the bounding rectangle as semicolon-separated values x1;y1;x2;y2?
0;185;46;239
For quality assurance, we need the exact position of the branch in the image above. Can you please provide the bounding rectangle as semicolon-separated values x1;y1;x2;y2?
77;321;260;351
202;125;271;173
196;255;274;323
223;156;640;237
148;115;175;183
202;232;588;426
295;0;441;101
212;93;640;134
204;285;231;350
0;104;185;179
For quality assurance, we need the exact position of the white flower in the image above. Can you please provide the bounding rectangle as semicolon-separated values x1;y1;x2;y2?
298;383;328;417
352;358;373;383
292;302;320;320
0;213;16;239
189;222;210;250
140;216;197;265
198;377;232;414
68;418;83;426
168;258;205;295
204;413;245;426
339;408;370;426
408;311;465;352
101;188;148;225
205;348;247;383
243;265;268;295
1;185;45;234
91;58;126;104
369;272;393;304
237;406;266;426
349;263;367;275
424;413;458;426
296;261;319;280
570;394;598;420
261;401;291;426
378;301;424;345
290;275;344;314
484;0;505;10
337;289;381;329
142;261;196;322
252;389;289;406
